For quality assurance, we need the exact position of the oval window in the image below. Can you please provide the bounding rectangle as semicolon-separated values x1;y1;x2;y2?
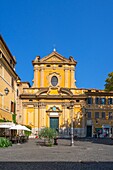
51;76;58;86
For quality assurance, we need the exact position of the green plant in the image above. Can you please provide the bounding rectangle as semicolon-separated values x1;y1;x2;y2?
23;125;32;136
12;113;17;123
38;127;58;146
0;137;12;148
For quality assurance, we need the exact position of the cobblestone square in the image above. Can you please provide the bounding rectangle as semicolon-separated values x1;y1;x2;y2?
0;138;113;169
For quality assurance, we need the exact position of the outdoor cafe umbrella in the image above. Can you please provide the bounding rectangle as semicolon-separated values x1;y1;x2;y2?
0;124;12;137
0;124;11;128
10;124;31;144
21;126;31;132
10;124;31;131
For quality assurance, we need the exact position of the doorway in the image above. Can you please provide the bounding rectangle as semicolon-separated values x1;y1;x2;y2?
50;117;59;130
86;125;92;137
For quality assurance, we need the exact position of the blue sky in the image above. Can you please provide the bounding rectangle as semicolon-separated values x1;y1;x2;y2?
1;0;113;89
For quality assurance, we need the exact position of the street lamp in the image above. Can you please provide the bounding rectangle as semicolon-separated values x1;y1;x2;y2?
70;100;74;146
81;106;86;137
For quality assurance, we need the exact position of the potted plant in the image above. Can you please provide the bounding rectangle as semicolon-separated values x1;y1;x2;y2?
38;127;58;146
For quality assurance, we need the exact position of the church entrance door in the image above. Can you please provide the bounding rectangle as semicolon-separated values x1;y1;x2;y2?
50;117;59;130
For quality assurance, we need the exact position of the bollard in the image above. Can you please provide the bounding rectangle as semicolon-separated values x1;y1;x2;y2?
54;138;58;145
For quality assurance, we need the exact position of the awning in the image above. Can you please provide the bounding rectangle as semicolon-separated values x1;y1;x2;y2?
102;125;111;128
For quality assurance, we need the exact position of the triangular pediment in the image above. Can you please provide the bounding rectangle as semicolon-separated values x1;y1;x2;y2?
33;51;77;65
40;51;69;63
46;106;62;112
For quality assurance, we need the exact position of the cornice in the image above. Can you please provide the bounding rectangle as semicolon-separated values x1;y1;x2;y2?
20;94;87;100
0;35;16;64
85;91;113;96
33;61;76;65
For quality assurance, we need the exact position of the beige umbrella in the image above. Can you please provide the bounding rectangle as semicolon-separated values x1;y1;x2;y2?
10;125;31;144
0;124;11;128
10;125;31;131
0;124;11;137
21;126;31;132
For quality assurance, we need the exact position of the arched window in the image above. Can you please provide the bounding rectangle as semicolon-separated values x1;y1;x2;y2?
51;76;58;86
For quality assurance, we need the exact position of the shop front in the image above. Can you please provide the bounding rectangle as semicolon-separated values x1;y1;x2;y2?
102;125;111;138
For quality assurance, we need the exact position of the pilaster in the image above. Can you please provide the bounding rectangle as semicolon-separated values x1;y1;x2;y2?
38;102;46;128
40;65;44;87
64;65;69;87
34;66;40;87
70;66;76;88
22;104;27;125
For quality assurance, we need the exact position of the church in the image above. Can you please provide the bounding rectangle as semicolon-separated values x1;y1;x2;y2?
17;50;113;138
17;50;87;137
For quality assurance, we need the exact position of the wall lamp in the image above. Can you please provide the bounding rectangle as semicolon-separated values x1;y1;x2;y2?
0;88;9;96
4;87;9;95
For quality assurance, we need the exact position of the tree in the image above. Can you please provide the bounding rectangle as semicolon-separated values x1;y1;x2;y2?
104;72;113;91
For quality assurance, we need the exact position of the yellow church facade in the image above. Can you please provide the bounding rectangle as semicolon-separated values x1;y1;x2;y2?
17;51;87;137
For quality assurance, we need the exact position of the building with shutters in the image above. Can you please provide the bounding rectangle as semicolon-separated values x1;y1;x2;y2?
0;35;20;122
